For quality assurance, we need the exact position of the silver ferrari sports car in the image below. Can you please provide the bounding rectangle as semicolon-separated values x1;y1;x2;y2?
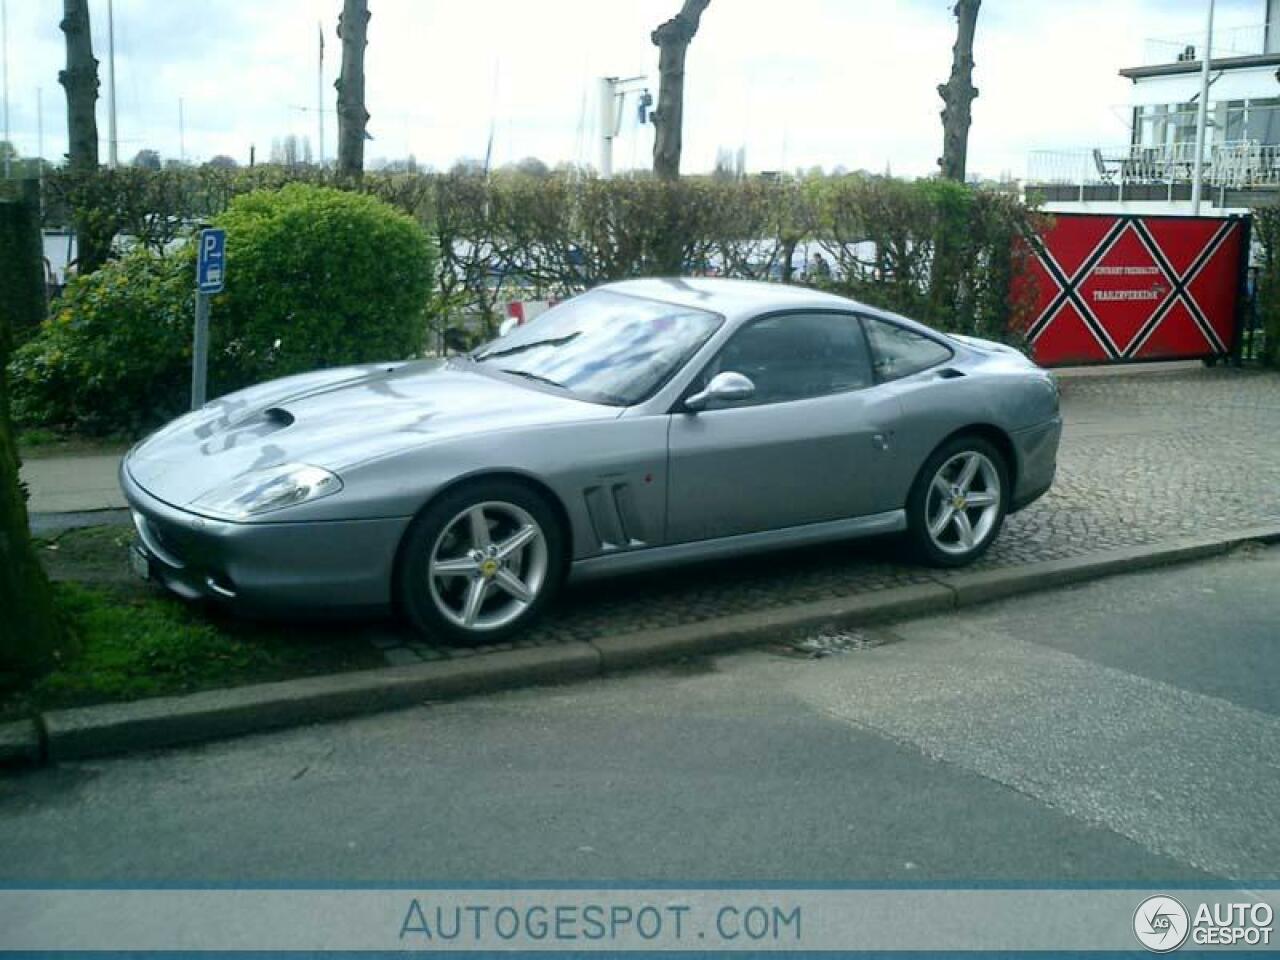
122;278;1061;643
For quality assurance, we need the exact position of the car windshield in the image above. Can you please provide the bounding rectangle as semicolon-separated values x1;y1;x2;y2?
470;290;722;406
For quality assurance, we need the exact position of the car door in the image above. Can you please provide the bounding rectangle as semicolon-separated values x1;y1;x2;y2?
665;310;903;544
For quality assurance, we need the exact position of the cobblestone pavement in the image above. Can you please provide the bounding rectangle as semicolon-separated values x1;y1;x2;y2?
379;369;1280;662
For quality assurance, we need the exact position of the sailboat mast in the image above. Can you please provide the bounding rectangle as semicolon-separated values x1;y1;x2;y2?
107;0;118;167
317;22;325;168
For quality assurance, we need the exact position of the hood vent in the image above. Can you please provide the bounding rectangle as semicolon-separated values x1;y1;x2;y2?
199;406;295;454
261;407;295;427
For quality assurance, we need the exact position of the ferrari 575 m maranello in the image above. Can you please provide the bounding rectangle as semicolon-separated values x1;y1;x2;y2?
122;277;1062;643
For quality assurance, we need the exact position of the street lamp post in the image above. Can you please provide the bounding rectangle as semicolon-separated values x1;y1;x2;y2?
1191;0;1216;215
2;0;10;179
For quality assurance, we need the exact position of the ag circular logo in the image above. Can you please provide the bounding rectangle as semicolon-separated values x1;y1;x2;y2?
1134;895;1190;952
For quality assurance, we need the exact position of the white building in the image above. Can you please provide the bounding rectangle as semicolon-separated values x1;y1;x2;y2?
1027;0;1280;214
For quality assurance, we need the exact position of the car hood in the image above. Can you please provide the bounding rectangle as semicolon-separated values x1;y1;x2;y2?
127;359;617;506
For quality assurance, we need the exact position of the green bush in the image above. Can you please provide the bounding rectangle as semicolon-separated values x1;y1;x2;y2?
1252;206;1280;367
209;183;433;388
9;248;193;435
12;184;434;435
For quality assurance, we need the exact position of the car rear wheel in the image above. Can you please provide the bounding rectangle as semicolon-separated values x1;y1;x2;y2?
396;480;565;644
906;435;1009;568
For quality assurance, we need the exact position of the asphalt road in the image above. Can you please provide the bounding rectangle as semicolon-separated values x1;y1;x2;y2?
2;546;1278;885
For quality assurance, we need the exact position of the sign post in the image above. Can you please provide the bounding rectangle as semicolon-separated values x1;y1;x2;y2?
192;228;226;409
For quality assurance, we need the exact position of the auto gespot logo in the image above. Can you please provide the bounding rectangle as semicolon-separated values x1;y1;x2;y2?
1134;895;1274;952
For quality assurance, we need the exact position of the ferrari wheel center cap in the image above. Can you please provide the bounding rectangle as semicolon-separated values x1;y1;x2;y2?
480;559;500;579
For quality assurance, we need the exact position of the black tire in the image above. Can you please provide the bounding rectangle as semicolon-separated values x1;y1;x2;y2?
905;434;1010;568
396;479;566;645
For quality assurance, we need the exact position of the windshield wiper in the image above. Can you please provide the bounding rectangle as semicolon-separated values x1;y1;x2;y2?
500;368;567;390
473;332;581;361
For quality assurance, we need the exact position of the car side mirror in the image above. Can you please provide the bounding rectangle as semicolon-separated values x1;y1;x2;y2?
684;371;756;411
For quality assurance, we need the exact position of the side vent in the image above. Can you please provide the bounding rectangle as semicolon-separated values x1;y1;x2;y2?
936;367;966;380
583;483;648;550
611;483;647;547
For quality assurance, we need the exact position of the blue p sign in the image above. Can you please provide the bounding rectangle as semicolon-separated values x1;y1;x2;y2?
197;228;227;294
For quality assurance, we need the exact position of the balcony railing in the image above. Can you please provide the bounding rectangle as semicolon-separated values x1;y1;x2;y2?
1141;23;1275;67
1027;141;1280;193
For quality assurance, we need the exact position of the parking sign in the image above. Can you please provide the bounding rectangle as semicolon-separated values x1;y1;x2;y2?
197;228;226;294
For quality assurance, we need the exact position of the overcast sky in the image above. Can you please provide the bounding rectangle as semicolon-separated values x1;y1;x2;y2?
0;0;1265;178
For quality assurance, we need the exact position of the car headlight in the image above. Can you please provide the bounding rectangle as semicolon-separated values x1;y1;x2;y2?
191;463;343;520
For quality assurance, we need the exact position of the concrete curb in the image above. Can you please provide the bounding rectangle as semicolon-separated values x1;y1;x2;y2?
592;583;955;671
1050;360;1205;380
43;643;599;762
0;719;42;768
16;522;1280;766
29;508;132;537
937;524;1280;606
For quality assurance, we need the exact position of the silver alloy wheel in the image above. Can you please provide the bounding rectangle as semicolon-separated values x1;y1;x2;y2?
925;451;1002;557
427;500;549;632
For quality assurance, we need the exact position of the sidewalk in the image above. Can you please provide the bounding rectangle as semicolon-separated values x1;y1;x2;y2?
21;454;126;514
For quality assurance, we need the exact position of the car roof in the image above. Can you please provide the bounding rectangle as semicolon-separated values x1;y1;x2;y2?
601;277;882;323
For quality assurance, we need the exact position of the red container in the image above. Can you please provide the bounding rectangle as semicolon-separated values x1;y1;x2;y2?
1014;213;1249;367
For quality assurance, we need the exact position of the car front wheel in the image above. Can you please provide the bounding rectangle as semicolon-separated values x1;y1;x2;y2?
906;435;1009;568
397;480;565;644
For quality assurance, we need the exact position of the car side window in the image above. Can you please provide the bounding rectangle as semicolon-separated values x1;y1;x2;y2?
699;312;874;408
862;317;953;382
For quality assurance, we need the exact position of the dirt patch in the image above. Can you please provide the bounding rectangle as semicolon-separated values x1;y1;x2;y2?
34;525;139;586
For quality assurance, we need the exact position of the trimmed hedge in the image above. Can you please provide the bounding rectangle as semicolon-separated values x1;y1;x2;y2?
19;169;1047;434
43;167;1043;338
0;180;46;344
1251;206;1280;367
13;184;434;435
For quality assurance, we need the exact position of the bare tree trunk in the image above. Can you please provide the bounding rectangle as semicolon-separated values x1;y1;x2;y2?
937;0;980;182
651;0;711;181
335;0;370;179
59;0;110;274
0;188;73;680
58;0;98;173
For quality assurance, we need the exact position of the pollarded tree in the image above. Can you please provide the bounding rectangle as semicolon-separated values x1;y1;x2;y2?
651;0;711;181
59;0;110;274
938;0;981;182
59;0;98;173
335;0;371;179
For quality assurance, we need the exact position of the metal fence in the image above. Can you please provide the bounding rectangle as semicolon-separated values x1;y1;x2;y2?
1142;23;1272;66
1027;141;1280;192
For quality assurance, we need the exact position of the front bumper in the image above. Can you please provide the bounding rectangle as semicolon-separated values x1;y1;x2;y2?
121;462;411;614
1010;415;1062;513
